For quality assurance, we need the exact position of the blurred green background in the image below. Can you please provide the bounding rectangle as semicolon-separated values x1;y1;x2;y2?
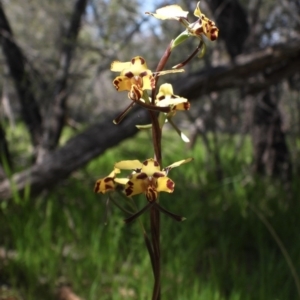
1;0;300;299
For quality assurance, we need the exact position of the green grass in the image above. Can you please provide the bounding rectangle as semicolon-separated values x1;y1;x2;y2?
1;127;300;299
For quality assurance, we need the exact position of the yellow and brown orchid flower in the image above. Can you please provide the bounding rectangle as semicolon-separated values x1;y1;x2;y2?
136;84;191;142
155;83;191;142
155;83;190;116
146;2;218;42
146;2;219;68
111;56;184;124
111;56;184;101
111;56;154;101
114;158;193;202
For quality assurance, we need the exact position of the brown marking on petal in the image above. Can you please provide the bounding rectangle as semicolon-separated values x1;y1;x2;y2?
166;179;175;191
113;79;122;90
146;187;157;202
153;160;159;167
125;186;133;196
139;57;146;65
94;181;101;193
195;27;204;35
210;28;218;41
136;173;148;180
139;71;148;77
183;102;190;110
158;96;165;100
131;57;136;64
104;177;113;183
153;172;164;178
143;160;149;166
124;71;134;78
129;85;142;101
105;183;114;190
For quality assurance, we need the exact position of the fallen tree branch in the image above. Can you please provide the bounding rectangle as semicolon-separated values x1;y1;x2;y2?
0;108;149;200
176;39;300;98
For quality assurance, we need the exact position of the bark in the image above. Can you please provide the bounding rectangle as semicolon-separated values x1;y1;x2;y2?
0;39;299;200
175;38;300;99
0;2;42;147
0;123;11;179
207;0;249;59
251;89;292;180
39;0;88;159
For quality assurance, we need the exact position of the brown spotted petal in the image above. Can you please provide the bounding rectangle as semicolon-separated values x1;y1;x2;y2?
94;170;119;194
124;173;150;197
111;56;154;94
192;1;219;41
156;177;175;193
113;76;133;92
140;158;162;176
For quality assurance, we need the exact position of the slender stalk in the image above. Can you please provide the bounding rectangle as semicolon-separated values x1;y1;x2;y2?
148;40;175;300
151;204;161;300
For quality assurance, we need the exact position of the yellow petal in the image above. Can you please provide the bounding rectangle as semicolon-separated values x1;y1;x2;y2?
146;5;188;20
156;97;187;107
202;18;219;41
155;69;185;76
156;177;175;193
112;57;151;75
141;159;161;175
111;61;131;72
124;173;149;196
157;83;174;97
165;158;193;170
113;76;133;92
115;160;143;170
142;74;154;90
193;1;202;18
119;56;150;76
173;102;190;111
94;174;115;194
191;2;219;41
114;177;129;185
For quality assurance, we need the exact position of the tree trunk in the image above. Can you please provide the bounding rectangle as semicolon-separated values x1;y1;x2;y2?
0;123;12;180
38;0;88;162
251;88;292;181
0;2;42;147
